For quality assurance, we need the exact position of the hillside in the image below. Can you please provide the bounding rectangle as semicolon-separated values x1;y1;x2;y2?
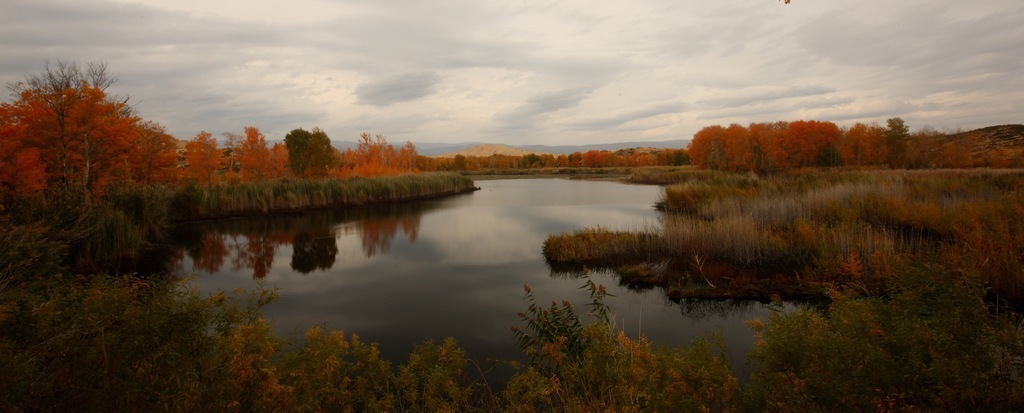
320;139;690;156
435;144;555;158
949;124;1024;153
516;139;691;155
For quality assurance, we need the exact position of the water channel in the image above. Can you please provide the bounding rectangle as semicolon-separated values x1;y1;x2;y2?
170;178;779;376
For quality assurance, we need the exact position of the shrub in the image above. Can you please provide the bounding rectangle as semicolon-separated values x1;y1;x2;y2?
744;266;1024;411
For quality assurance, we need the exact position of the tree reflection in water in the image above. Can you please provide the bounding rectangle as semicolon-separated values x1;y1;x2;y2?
548;266;773;322
172;202;436;279
342;213;421;258
291;230;338;274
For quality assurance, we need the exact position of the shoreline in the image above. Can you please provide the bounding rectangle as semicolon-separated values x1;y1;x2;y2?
173;185;479;223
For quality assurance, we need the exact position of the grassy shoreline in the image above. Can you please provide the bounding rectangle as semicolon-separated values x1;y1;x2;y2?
172;174;479;222
0;174;477;272
545;168;1024;306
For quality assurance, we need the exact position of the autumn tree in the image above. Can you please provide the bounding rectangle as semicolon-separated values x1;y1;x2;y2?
770;120;841;168
0;100;47;203
268;142;290;179
839;122;886;166
568;152;583;167
341;133;418;176
720;124;752;171
904;128;948;169
689;125;729;170
581;150;609;168
936;130;978;168
398;141;419;171
236;126;271;182
184;131;222;186
285;127;335;178
747;122;787;171
452;154;468;171
5;61;138;195
222;131;242;177
128;120;180;185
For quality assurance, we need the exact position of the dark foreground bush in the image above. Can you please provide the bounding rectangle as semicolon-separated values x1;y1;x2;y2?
1;269;1021;412
745;267;1024;412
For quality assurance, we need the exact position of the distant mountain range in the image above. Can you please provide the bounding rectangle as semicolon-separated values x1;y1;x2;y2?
325;139;692;156
434;144;556;158
267;124;1024;158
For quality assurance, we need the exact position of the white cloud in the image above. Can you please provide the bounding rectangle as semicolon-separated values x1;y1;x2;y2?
355;72;442;106
2;0;1020;144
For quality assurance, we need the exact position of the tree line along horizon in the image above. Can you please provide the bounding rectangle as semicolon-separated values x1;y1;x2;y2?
3;62;1021;205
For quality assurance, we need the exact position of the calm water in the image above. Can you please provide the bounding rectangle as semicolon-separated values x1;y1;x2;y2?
171;178;776;374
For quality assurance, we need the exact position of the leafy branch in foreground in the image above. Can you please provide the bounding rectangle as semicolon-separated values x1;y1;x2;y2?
509;280;610;370
511;279;611;371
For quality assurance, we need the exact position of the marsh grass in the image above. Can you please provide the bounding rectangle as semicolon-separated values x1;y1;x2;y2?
542;227;666;267
0;174;476;276
173;174;477;221
547;169;1024;303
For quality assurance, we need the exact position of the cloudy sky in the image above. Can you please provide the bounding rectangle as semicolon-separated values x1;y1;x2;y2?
2;0;1021;145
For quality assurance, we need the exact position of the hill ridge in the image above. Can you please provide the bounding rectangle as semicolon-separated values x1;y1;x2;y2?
434;144;555;158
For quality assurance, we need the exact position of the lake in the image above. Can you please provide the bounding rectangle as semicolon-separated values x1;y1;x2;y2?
170;178;778;375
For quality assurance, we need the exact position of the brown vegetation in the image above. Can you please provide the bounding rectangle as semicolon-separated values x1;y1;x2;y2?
546;169;1024;305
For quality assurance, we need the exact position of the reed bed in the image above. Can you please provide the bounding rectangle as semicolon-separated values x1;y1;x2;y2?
543;227;667;266
547;169;1024;303
172;174;477;221
0;174;476;274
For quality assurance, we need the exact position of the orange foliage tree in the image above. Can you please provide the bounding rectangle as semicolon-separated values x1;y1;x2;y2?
128;120;180;185
747;121;787;171
268;143;290;180
184;131;223;186
581;150;609;168
398;141;418;171
692;120;842;171
236;126;272;182
839;122;886;166
0;101;47;203
763;120;835;169
340;133;419;177
720;124;753;171
5;62;139;195
689;125;729;170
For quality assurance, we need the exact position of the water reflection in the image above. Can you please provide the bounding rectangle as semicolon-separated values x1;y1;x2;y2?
169;178;778;378
551;267;768;321
173;202;435;278
291;230;337;274
673;298;763;321
343;212;421;258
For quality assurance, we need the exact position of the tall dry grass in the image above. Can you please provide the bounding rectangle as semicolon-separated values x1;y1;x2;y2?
172;174;477;221
547;169;1024;303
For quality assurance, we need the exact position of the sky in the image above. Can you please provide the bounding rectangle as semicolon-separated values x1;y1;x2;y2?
1;0;1021;145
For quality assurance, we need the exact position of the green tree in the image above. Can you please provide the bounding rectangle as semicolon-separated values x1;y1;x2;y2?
284;128;312;176
884;117;909;168
285;127;335;178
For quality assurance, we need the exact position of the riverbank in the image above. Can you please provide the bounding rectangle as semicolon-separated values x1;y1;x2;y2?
458;165;693;180
0;174;477;273
171;174;478;222
544;168;1024;306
